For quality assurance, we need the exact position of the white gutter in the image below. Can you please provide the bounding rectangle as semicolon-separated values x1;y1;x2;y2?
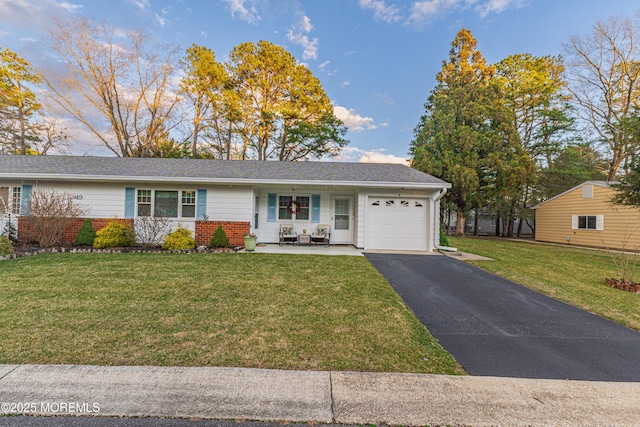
0;173;452;190
433;187;458;252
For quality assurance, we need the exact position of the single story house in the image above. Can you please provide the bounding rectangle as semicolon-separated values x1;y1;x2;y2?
532;181;640;250
0;155;450;251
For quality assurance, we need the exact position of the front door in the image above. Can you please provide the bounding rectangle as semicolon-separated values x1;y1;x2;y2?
332;197;352;244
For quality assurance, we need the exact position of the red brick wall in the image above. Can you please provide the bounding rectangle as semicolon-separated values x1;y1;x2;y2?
195;220;250;247
18;217;134;245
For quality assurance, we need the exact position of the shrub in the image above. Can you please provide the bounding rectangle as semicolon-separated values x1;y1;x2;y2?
440;226;449;247
75;218;96;246
93;221;136;248
209;224;229;248
0;235;13;257
162;227;196;250
2;219;17;242
134;215;171;247
26;189;87;247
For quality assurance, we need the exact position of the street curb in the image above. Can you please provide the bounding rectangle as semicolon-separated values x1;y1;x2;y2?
2;365;640;426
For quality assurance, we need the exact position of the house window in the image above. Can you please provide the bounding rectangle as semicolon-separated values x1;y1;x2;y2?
578;215;597;230
279;195;293;220
137;190;197;218
182;191;196;218
278;195;310;221
154;191;178;218
137;189;151;216
11;187;21;215
296;196;310;220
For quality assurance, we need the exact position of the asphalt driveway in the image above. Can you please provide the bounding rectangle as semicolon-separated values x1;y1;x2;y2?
365;253;640;381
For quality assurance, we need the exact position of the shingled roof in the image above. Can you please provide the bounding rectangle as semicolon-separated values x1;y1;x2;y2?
0;155;449;189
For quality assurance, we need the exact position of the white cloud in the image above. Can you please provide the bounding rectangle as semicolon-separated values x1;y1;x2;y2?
56;1;82;12
200;30;208;38
333;105;377;132
341;81;351;87
356;0;528;26
337;146;409;164
358;0;402;23
154;13;167;27
287;15;319;61
222;0;261;25
128;0;150;10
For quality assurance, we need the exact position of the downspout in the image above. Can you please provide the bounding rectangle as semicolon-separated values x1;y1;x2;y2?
434;188;457;252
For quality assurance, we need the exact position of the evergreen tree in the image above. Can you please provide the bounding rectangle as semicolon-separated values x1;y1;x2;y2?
410;28;533;234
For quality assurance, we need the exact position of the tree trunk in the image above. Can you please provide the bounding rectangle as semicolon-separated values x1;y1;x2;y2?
473;206;479;236
456;208;466;236
495;214;501;237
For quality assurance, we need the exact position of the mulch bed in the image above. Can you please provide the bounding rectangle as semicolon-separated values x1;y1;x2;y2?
0;244;243;260
605;278;640;294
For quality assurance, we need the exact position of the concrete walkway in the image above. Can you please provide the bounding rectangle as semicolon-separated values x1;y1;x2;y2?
250;243;364;256
1;364;639;426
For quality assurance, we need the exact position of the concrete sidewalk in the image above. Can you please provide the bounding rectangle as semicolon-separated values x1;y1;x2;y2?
1;365;639;426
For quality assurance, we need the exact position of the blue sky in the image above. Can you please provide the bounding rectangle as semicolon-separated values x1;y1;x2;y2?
1;0;639;162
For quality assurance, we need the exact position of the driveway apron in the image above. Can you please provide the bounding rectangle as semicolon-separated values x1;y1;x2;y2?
365;253;640;381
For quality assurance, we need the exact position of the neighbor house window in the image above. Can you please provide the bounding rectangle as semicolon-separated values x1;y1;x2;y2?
578;215;597;230
278;195;310;221
11;187;21;215
572;215;603;230
136;190;197;218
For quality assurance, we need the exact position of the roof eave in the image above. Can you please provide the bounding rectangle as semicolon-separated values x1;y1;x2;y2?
1;173;451;190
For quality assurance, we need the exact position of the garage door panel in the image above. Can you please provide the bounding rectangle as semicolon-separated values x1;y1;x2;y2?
366;197;428;251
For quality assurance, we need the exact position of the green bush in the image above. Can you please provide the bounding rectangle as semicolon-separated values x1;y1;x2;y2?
75;218;97;246
0;235;13;257
209;224;229;248
93;221;136;248
162;227;196;250
440;226;450;247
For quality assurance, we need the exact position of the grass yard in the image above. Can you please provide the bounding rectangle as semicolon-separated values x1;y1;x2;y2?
0;252;462;374
449;236;640;331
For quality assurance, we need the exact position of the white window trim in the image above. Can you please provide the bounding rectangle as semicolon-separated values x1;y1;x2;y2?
277;194;311;222
136;189;197;219
572;214;604;231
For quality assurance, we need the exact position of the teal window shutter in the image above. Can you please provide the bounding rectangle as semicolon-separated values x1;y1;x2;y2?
267;193;277;222
311;194;320;223
196;189;207;219
20;184;32;215
124;187;135;218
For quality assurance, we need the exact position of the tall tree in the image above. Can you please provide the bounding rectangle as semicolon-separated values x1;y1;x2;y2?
179;44;230;158
563;13;640;180
495;54;573;235
537;142;608;199
0;47;42;155
44;17;182;157
410;28;532;234
225;40;347;161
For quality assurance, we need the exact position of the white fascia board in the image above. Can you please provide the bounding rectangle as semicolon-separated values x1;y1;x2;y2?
3;173;451;190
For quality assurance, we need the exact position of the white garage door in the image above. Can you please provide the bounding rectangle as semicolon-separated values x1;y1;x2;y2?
366;197;428;251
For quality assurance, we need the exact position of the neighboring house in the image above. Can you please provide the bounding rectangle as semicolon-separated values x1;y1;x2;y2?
532;181;640;250
0;155;451;251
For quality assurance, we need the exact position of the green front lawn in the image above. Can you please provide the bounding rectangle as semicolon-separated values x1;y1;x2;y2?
0;252;462;374
450;237;640;331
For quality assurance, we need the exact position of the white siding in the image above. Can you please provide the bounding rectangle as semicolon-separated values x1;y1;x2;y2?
206;186;252;222
4;180;252;224
255;190;355;244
